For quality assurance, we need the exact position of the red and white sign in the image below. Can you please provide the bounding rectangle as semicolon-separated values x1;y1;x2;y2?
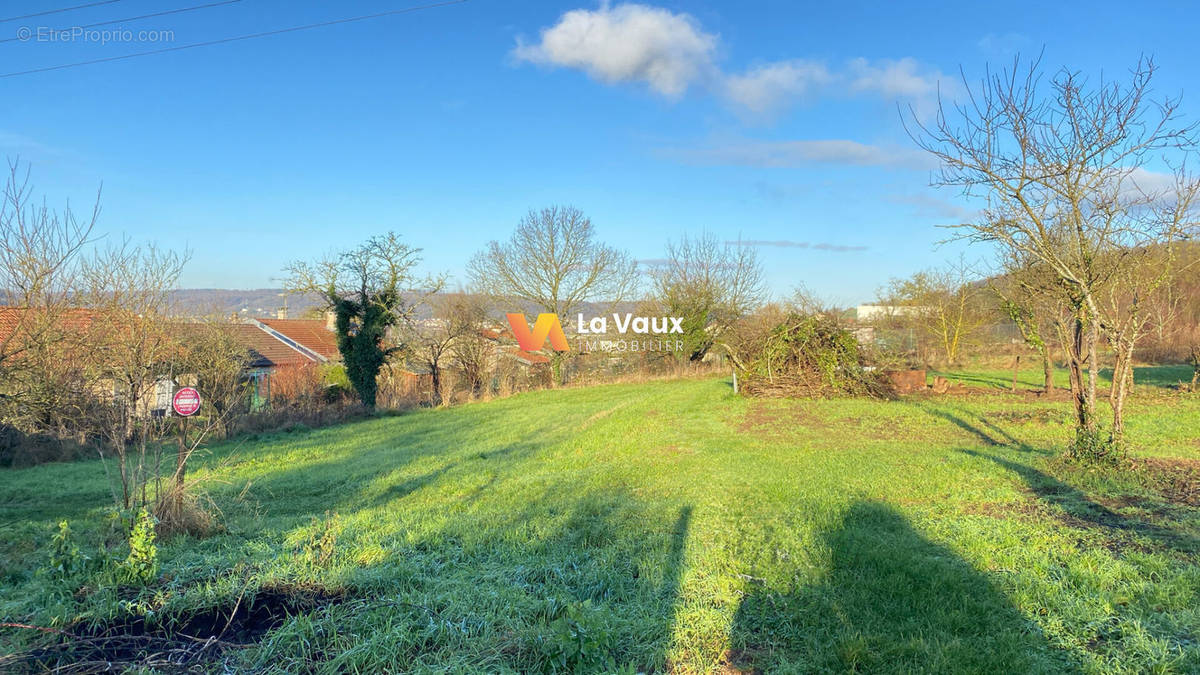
172;387;201;417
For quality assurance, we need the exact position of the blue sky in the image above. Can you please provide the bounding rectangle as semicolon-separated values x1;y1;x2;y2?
2;0;1198;304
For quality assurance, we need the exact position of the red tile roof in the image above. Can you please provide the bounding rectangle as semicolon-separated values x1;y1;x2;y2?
222;324;316;368
1;307;325;371
0;307;99;348
258;318;340;360
0;307;20;344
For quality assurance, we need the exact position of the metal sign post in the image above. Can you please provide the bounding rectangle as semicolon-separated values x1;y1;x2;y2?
172;387;201;495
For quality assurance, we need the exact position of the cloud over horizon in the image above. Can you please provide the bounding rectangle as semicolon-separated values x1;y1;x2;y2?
728;239;868;252
662;138;937;170
512;3;954;115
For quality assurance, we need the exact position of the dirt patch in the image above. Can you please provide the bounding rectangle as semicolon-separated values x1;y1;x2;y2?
963;469;1200;555
717;648;762;675
6;585;343;673
983;409;1061;426
1132;457;1200;507
738;402;834;436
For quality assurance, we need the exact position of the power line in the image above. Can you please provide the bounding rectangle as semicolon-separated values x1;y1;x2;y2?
0;0;242;45
0;0;124;24
0;0;467;79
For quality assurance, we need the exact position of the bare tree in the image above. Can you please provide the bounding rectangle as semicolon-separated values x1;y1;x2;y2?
0;161;99;443
468;206;637;382
82;240;188;509
0;160;97;362
881;259;985;366
448;296;497;397
183;321;253;438
649;233;765;361
992;255;1064;394
911;56;1200;458
411;294;483;405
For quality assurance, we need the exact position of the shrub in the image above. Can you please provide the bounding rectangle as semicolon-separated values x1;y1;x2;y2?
120;508;158;585
47;520;83;582
301;511;340;568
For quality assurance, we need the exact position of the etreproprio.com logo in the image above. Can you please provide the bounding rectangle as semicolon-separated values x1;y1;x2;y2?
506;313;686;354
16;26;175;44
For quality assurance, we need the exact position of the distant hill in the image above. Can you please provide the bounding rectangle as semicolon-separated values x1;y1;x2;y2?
169;289;326;319
167;290;638;323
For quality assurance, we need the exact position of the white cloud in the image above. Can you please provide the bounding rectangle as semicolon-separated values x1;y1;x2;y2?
0;131;51;154
887;193;977;220
665;139;936;170
730;239;867;252
721;60;832;114
511;3;717;98
513;4;955;117
1122;167;1179;196
847;57;954;113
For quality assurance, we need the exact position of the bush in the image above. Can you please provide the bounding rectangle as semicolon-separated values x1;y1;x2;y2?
47;520;84;582
120;508;158;585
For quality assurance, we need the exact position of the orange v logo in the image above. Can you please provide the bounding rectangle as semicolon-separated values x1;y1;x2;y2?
506;313;570;352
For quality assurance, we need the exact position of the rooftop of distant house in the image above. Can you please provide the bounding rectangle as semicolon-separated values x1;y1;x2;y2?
255;318;340;361
220;323;317;369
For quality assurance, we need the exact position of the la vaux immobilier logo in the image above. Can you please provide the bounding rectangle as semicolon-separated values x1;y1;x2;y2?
506;313;686;354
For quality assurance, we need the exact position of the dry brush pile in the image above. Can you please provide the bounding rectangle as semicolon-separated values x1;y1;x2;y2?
726;312;892;399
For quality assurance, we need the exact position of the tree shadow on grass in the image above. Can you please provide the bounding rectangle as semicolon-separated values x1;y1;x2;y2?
1108;365;1194;390
959;449;1200;554
727;501;1079;673
914;403;1048;453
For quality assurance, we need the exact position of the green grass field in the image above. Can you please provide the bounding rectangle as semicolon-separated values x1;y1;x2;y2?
2;368;1199;673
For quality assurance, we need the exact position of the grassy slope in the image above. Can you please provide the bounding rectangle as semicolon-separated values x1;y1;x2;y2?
0;369;1198;673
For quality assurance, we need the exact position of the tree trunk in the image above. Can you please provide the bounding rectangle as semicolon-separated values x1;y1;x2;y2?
429;363;442;406
1064;307;1100;455
1109;345;1133;449
1084;301;1101;436
1040;345;1054;394
1011;355;1020;392
1067;314;1089;431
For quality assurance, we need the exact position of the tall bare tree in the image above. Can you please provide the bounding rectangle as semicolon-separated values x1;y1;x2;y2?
0;160;97;347
82;240;189;509
448;296;497;397
468;206;637;382
411;294;485;405
649;233;765;361
911;56;1200;459
0;160;98;434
